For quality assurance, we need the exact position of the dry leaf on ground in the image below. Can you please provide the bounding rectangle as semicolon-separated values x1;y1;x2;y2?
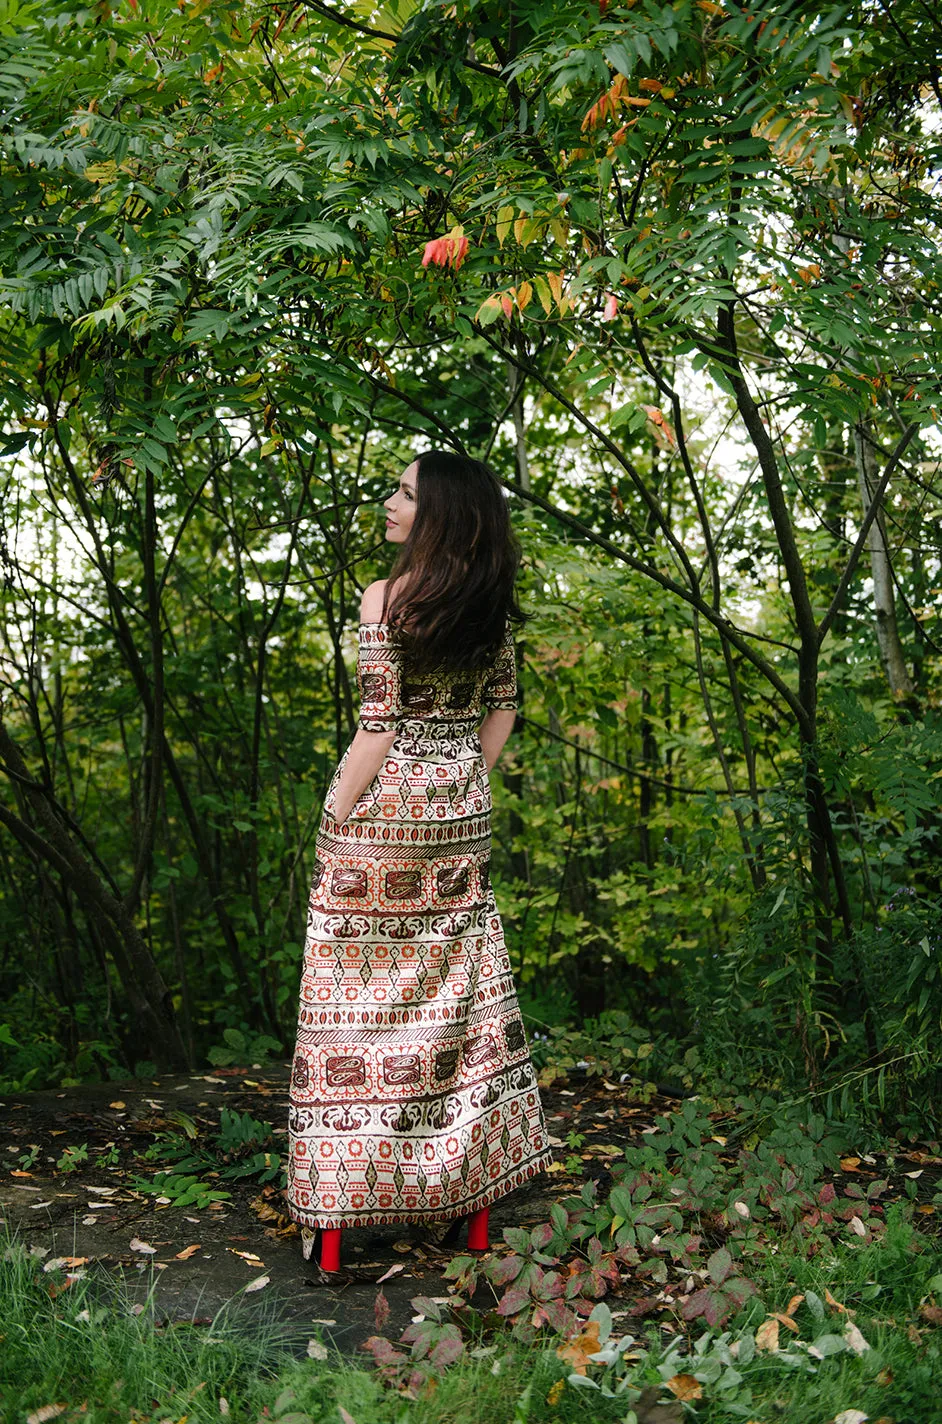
306;1339;328;1359
833;1411;868;1424
844;1321;871;1354
664;1374;703;1401
375;1262;405;1284
26;1408;69;1424
556;1319;602;1375
129;1237;156;1254
755;1317;780;1352
175;1244;201;1260
242;1275;270;1292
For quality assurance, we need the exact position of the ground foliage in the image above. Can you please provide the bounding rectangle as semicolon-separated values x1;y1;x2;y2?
3;1078;942;1421
0;0;940;1126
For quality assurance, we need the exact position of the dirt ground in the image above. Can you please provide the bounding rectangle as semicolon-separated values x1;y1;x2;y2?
4;1064;939;1361
0;1063;666;1355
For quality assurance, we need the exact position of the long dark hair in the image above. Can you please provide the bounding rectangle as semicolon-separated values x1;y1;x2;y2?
381;450;525;671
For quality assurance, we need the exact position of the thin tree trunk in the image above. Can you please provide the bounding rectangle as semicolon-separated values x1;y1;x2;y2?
853;419;914;700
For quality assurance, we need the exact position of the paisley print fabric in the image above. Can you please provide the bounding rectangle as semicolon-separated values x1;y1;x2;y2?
285;620;553;1230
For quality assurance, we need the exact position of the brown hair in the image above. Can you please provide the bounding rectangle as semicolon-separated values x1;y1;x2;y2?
381;451;525;671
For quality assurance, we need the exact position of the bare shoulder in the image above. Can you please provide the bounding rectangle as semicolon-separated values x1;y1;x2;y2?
360;580;388;623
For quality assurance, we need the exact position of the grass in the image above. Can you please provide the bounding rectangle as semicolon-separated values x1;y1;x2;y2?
2;1208;941;1424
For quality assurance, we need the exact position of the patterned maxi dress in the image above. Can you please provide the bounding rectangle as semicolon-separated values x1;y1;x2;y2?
285;619;553;1237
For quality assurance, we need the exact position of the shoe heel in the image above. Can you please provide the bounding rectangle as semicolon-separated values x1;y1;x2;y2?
320;1226;342;1272
467;1206;489;1251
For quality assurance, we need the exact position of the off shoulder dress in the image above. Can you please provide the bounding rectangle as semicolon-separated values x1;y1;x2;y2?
285;620;552;1241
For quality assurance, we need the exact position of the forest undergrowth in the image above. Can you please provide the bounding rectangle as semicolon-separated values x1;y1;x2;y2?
3;1084;942;1424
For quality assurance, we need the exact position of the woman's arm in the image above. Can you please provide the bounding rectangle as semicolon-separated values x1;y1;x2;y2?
479;708;516;772
331;727;396;825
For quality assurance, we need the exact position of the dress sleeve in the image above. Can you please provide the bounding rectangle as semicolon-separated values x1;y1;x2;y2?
356;626;401;733
482;622;519;712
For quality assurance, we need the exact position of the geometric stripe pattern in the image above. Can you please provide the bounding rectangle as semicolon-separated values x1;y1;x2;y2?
285;621;553;1229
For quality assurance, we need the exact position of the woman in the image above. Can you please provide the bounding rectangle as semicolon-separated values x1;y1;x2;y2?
285;450;553;1273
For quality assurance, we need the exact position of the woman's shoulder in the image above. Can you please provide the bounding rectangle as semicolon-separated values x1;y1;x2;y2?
360;580;388;623
360;574;412;624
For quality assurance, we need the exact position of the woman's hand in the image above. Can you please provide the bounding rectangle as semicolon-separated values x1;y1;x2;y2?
329;728;397;827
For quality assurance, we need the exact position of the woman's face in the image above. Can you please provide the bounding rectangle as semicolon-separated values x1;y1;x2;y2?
383;462;417;543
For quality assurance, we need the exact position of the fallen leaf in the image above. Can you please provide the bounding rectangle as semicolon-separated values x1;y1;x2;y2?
825;1287;849;1313
556;1320;601;1375
392;1239;413;1254
227;1249;265;1266
840;1157;861;1171
833;1412;868;1424
109;1101;126;1109
771;1311;801;1333
209;1201;226;1211
219;1399;229;1416
310;1317;337;1325
733;1200;750;1218
848;1216;867;1237
547;1380;565;1405
904;1169;923;1179
875;1367;893;1385
29;1200;53;1209
755;1318;780;1352
919;1303;942;1326
375;1262;406;1284
242;1275;270;1292
86;1186;117;1196
175;1244;202;1260
844;1321;870;1354
785;1293;805;1316
129;1237;156;1254
374;1288;390;1331
11;1169;33;1178
306;1338;328;1359
664;1374;703;1401
26;1407;69;1424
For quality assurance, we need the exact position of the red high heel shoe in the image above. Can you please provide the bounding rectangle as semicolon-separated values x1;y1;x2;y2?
320;1226;342;1272
466;1206;489;1250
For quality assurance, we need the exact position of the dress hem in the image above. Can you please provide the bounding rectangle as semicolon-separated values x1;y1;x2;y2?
283;1148;555;1233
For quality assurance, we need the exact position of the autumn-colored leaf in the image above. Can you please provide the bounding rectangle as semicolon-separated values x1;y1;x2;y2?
755;1317;780;1352
11;1169;34;1177
824;1287;849;1313
785;1293;805;1317
26;1408;68;1424
242;1274;270;1292
421;227;469;272
642;404;677;448
556;1319;601;1375
665;1374;703;1401
771;1311;801;1333
546;1380;565;1405
374;1288;390;1332
844;1320;870;1354
175;1243;201;1259
840;1157;861;1171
